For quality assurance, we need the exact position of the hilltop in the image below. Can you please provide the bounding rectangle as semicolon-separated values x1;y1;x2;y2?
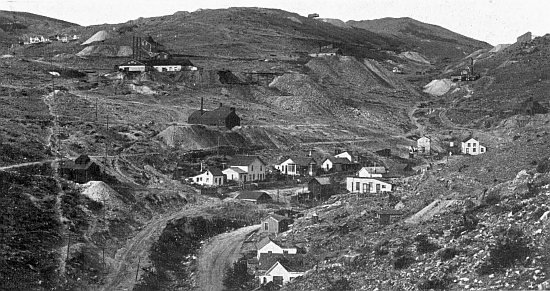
348;17;491;63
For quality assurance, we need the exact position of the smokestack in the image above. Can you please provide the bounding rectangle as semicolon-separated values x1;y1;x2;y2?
470;57;474;75
200;97;204;115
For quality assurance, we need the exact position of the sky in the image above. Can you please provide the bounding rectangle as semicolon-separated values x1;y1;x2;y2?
1;0;549;45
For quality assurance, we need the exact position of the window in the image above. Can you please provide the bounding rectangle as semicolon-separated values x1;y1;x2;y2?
260;166;263;171
251;165;254;171
473;148;476;152
468;143;471;147
264;222;268;231
481;148;485;153
362;183;368;193
253;174;256;180
356;182;360;192
283;250;288;255
473;143;477;147
288;164;296;173
382;185;386;189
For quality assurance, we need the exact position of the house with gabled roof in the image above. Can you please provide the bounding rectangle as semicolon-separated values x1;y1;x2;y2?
188;101;241;130
189;168;225;186
235;191;272;204
222;166;247;182
308;177;334;200
334;151;354;162
59;154;102;183
461;137;486;155
256;237;297;260
357;166;386;178
226;155;267;182
261;214;293;234
321;156;353;172
144;58;196;72
258;260;306;286
417;136;431;155
276;156;317;176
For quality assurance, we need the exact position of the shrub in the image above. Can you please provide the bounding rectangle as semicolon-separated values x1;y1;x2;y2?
417;273;452;290
478;226;531;274
393;247;415;269
438;247;460;261
537;157;550;173
415;234;439;254
328;277;353;291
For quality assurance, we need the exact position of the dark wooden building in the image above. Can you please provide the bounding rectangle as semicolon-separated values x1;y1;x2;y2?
188;99;241;129
59;155;101;183
261;214;293;234
235;191;272;204
377;210;403;225
308;177;334;200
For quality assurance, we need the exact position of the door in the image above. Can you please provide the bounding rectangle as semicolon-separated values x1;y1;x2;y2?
273;276;284;286
376;183;381;193
356;182;360;192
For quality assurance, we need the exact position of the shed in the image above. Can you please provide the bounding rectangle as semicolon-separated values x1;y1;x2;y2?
308;177;334;200
377;210;403;225
188;102;241;129
261;214;293;234
59;154;101;183
236;191;272;204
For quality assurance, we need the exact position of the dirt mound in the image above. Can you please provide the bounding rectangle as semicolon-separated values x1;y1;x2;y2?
117;46;132;56
405;199;458;224
423;79;453;96
81;181;118;202
76;45;132;57
81;30;110;45
489;44;511;53
399;51;430;64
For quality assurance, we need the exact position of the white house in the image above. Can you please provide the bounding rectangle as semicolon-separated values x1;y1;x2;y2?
356;166;386;178
222;167;248;182
276;157;317;176
461;137;486;155
256;237;297;259
417;136;431;154
228;155;267;182
146;59;196;72
189;168;225;186
321;157;353;172
334;151;354;162
346;177;392;193
258;261;305;286
117;60;147;72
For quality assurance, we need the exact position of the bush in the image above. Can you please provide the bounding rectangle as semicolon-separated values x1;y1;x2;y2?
328;277;353;291
478;226;531;274
537;157;550;173
222;257;256;290
438;247;460;261
393;247;415;269
417;273;452;290
415;234;439;254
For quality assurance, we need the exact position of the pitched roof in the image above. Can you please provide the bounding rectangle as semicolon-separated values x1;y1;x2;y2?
229;155;265;166
236;191;271;200
310;177;331;185
223;166;247;174
267;214;292;222
258;253;286;271
286;156;316;166
257;236;275;249
207;168;224;176
462;136;478;142
325;157;353;164
119;60;146;66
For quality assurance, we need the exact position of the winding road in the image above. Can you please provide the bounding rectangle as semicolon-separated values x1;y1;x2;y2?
197;224;260;291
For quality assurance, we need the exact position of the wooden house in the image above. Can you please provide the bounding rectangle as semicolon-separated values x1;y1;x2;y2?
59;155;101;183
258;261;305;286
227;155;267;182
417;136;431;155
189;168;225;186
346;176;392;194
256;237;297;259
461;137;486;155
188;102;241;129
377;210;403;225
261;214;293;234
321;157;353;172
308;177;334;200
276;157;317;176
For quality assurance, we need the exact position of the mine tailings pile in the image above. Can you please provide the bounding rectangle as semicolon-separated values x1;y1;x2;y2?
134;216;249;290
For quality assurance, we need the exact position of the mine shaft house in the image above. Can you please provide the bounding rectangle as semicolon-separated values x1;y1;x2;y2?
59;154;101;183
188;100;241;129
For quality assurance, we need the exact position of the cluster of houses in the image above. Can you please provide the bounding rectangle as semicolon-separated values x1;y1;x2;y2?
23;34;80;45
413;135;486;156
117;56;197;73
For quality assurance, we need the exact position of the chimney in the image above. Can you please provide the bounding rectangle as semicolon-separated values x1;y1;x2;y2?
200;97;204;115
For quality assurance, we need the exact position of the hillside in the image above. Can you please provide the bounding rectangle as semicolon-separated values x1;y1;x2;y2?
348;17;491;64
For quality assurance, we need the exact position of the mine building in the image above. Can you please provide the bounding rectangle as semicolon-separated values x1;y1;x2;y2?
261;214;293;235
59;154;102;183
307;177;334;200
188;98;241;129
235;191;273;204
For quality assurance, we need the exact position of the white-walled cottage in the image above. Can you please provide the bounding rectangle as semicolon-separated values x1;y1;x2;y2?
258;261;305;286
228;155;267;182
356;166;386;178
276;157;317;176
461;137;486;155
346;177;392;194
256;237;297;259
189;168;225;186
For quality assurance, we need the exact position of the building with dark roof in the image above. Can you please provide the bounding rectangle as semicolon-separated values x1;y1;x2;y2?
321;156;353;172
377;210;404;225
276;156;317;176
59;155;102;183
188;99;241;129
261;214;293;234
308;177;334;200
189;168;225;187
235;191;272;204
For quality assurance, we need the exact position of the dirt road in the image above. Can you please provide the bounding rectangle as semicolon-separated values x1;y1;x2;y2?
197;224;260;291
100;206;206;291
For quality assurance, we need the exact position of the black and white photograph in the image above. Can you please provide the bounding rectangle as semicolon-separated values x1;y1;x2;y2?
1;0;549;290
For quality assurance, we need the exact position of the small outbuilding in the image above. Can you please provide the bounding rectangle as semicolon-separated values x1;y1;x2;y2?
308;177;334;200
188;100;241;129
235;191;272;204
59;155;102;183
261;214;293;234
377;210;403;225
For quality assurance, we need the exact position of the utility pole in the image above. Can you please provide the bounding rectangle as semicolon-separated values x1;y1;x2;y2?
95;97;98;125
135;257;141;281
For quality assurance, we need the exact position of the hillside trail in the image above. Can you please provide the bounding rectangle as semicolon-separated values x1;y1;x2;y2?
197;224;260;291
99;204;209;291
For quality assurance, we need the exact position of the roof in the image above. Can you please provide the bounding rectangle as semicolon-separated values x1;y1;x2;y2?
201;106;235;120
257;236;276;249
223;166;247;174
259;254;307;273
207;168;224;176
462;136;478;142
236;191;271;201
310;177;331;185
286;156;316;166
325;157;352;164
418;136;431;141
266;214;292;222
258;253;285;271
358;166;387;174
119;60;146;66
229;155;265;167
145;58;193;67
